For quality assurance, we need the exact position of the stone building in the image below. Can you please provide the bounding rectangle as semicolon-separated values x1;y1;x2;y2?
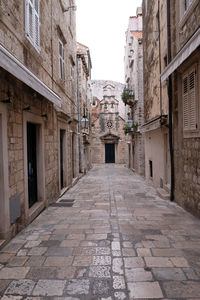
90;81;126;164
0;0;79;243
77;42;92;173
142;0;170;197
124;8;145;176
161;0;200;216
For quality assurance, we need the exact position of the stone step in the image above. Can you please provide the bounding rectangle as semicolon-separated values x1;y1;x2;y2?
157;187;170;200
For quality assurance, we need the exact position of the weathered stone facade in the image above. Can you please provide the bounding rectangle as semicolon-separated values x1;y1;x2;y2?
0;0;79;242
90;82;126;164
163;0;200;216
77;42;92;173
124;8;145;176
142;0;171;193
91;80;126;120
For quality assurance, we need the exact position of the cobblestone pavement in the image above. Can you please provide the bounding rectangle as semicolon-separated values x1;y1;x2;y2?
1;164;200;300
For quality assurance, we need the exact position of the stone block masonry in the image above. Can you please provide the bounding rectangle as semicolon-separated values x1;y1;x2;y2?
1;165;200;298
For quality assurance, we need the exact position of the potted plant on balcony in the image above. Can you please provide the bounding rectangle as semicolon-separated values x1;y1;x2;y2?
131;122;138;132
121;88;134;105
123;124;131;134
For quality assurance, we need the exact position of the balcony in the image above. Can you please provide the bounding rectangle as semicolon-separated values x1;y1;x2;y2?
123;120;138;134
121;88;135;106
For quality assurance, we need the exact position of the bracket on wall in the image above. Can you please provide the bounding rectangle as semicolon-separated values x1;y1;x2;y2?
64;6;77;12
0;91;12;104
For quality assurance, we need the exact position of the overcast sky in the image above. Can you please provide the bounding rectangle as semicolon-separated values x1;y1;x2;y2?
76;0;142;84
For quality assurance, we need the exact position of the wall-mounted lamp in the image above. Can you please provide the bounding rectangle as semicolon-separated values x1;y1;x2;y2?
80;115;89;130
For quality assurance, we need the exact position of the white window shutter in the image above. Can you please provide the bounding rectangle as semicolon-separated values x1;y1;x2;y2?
29;2;34;39
183;76;189;131
25;0;40;51
35;14;40;48
25;0;33;39
25;0;29;36
188;70;197;130
58;40;65;80
34;0;40;49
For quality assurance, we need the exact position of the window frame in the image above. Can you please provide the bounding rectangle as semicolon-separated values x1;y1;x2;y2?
25;0;40;52
58;40;65;80
184;0;194;11
70;64;74;96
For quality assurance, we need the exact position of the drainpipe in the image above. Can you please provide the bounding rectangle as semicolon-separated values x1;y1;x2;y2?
158;0;162;118
167;0;174;201
76;55;82;173
51;0;53;87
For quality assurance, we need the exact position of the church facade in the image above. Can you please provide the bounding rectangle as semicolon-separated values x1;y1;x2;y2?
90;81;126;164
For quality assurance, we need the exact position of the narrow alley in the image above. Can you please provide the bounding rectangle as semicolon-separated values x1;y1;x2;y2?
0;165;200;299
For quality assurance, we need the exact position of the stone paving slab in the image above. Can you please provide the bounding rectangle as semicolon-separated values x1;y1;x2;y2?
0;165;200;299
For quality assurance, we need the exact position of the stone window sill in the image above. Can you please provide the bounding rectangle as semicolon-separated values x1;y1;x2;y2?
183;130;200;139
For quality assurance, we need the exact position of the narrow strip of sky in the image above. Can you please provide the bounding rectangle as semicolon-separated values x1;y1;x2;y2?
76;0;142;84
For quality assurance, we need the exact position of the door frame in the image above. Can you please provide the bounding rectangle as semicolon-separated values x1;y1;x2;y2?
0;103;9;239
105;143;115;163
23;112;45;221
27;122;38;208
58;121;68;193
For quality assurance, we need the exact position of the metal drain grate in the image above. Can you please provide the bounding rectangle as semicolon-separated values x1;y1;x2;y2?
51;199;75;207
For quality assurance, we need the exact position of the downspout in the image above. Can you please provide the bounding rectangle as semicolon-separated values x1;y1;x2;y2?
167;0;174;201
76;55;82;173
158;0;162;117
51;0;53;87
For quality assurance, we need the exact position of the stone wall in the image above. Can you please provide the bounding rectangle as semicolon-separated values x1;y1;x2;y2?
0;70;60;236
0;0;79;240
142;0;168;121
182;139;200;212
176;0;200;51
172;50;200;217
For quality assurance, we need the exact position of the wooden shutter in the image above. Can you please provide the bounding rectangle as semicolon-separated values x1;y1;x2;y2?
183;67;197;131
188;69;197;130
183;76;189;130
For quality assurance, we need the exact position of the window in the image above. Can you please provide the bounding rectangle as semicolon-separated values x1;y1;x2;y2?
59;40;65;80
185;0;193;11
104;103;108;109
25;0;40;51
111;103;114;108
164;55;168;67
149;160;153;178
70;65;74;95
183;67;197;131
